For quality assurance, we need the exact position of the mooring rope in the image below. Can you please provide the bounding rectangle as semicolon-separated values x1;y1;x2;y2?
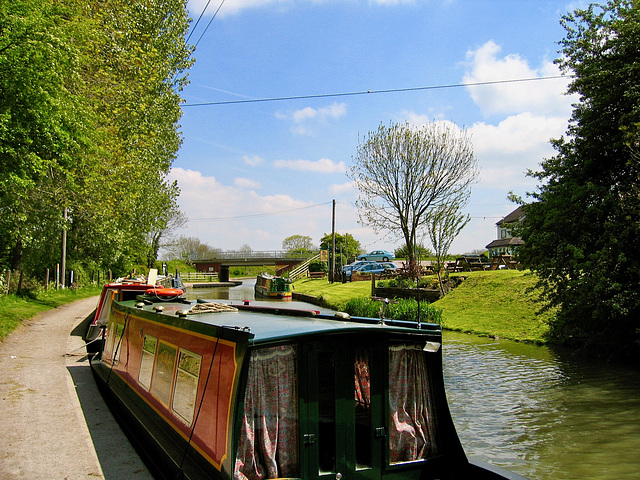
187;302;238;314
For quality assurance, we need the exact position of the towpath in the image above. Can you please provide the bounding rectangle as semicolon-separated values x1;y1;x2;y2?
0;296;153;480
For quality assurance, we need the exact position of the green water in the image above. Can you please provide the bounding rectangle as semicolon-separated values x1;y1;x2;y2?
443;331;640;479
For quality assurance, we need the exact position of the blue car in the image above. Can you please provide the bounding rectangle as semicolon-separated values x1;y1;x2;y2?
342;261;377;274
357;250;395;262
352;262;399;275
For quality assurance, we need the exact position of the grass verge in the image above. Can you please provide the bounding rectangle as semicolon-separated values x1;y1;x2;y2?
433;270;552;343
0;286;103;341
294;270;552;344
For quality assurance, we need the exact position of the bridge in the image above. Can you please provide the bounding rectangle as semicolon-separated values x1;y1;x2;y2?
191;250;321;281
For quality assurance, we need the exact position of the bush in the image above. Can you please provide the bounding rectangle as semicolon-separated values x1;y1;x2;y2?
309;260;328;273
343;296;442;325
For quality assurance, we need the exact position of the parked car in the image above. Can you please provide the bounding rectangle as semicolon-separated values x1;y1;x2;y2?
352;262;399;274
357;250;395;262
352;263;386;274
341;260;376;273
342;261;377;277
378;262;399;272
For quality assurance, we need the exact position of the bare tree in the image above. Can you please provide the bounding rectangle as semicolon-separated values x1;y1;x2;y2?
429;198;470;295
349;120;478;271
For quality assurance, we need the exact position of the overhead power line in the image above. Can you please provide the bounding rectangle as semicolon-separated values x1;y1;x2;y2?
182;75;567;107
188;201;334;222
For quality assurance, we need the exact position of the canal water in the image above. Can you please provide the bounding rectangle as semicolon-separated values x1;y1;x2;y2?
186;281;640;480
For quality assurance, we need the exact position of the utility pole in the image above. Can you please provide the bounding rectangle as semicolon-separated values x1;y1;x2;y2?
331;199;336;283
61;207;67;288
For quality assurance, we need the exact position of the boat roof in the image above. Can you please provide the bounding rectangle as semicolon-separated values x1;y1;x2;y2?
117;298;441;345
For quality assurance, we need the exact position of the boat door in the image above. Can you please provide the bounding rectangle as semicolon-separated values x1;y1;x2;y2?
300;339;385;480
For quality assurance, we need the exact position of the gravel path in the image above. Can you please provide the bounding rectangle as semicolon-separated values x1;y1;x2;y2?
0;296;153;480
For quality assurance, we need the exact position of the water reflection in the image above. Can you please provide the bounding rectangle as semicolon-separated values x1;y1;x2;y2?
443;331;640;479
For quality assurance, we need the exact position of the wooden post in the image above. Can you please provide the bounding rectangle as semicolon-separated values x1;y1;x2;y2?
45;268;50;291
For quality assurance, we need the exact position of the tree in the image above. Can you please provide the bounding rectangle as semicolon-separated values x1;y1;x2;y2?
0;0;97;274
0;0;193;280
518;1;640;359
282;235;314;254
428;199;470;295
320;232;361;265
165;236;219;263
394;244;433;261
349;121;478;273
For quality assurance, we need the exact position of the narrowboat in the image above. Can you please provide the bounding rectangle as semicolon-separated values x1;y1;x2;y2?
88;283;528;480
80;273;186;354
254;272;292;300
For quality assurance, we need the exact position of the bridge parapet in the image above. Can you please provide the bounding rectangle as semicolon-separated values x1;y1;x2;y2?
190;250;318;262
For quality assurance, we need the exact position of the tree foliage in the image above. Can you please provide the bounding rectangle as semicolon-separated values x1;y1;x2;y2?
0;0;193;281
349;121;478;271
518;0;640;359
394;243;433;260
320;232;362;264
282;235;314;254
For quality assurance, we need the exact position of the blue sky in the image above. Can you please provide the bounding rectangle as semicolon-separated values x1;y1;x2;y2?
169;0;581;255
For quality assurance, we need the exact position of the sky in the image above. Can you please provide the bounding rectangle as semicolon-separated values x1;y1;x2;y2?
168;0;583;256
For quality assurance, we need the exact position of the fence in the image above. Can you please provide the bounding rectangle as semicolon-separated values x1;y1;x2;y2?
180;272;219;283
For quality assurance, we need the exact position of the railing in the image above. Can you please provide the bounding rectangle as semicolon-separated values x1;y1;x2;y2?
288;253;322;281
189;250;318;261
180;272;219;283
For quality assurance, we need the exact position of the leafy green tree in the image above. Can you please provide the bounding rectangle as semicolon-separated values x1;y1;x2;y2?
349;121;478;273
394;244;433;261
320;232;362;265
282;235;314;254
0;0;97;274
0;0;193;281
518;0;640;359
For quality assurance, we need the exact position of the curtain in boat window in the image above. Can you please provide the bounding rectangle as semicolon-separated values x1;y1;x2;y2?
234;345;299;480
388;343;438;463
354;350;371;407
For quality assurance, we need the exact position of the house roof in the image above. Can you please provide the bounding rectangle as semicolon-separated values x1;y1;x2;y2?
497;205;525;226
485;237;524;249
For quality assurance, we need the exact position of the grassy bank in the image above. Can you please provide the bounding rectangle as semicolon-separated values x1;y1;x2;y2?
433;270;551;343
294;270;552;344
0;286;102;341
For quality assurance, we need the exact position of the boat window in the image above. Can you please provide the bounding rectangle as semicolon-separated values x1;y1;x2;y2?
138;335;157;389
388;343;439;464
172;349;202;426
106;320;125;365
234;345;299;480
151;341;177;407
96;292;115;326
354;348;372;470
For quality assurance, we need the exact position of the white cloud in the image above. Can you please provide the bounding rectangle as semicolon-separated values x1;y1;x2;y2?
330;181;356;195
286;103;346;123
470;112;565;156
243;155;265;166
235;177;261;189
463;40;575;117
273;157;347;173
168;167;326;250
277;102;347;135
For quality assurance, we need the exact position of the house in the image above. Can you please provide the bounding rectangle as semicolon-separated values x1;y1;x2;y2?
485;206;525;259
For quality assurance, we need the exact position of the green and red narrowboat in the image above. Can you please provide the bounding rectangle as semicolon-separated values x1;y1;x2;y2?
88;283;528;480
254;273;292;299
